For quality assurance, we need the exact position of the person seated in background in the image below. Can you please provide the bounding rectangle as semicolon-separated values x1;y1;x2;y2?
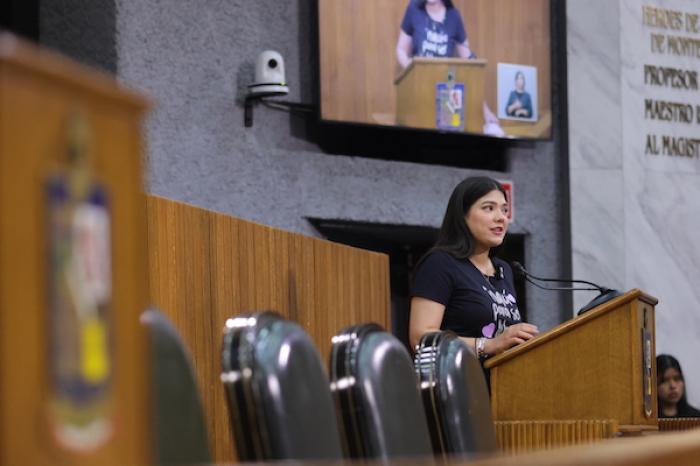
657;354;700;418
396;0;475;70
505;71;533;118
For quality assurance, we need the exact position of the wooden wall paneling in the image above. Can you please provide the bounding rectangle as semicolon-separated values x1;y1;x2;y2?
210;212;241;322
371;251;383;327
332;243;347;340
363;251;376;327
146;196;217;460
354;249;370;328
251;222;272;311
319;0;403;123
318;0;342;120
460;0;551;133
344;246;360;329
372;251;391;331
319;0;357;122
237;220;275;313
147;197;214;370
208;210;240;462
236;219;258;313
313;238;336;361
287;232;317;333
371;0;402;122
269;227;291;316
347;2;370;123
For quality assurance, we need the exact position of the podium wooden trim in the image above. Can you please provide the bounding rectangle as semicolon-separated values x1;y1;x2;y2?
1;34;151;466
394;57;488;85
394;57;487;134
485;289;658;433
0;34;146;108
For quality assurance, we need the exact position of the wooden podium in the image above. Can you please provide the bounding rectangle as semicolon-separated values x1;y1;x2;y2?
485;289;658;434
0;35;151;465
394;57;486;134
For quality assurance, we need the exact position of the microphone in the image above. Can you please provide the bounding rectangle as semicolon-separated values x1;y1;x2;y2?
511;262;623;315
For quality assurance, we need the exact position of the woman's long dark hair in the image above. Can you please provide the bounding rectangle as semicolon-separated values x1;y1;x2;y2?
428;176;507;261
657;354;690;411
417;0;455;9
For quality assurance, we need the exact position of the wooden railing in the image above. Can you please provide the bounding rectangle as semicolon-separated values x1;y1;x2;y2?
469;429;700;466
495;420;618;454
658;418;700;432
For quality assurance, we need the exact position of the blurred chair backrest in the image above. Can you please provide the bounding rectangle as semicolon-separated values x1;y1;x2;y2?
140;309;212;466
415;331;496;458
221;311;343;461
330;323;433;460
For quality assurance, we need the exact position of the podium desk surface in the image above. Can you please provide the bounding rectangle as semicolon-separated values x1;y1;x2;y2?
484;289;658;369
394;57;487;85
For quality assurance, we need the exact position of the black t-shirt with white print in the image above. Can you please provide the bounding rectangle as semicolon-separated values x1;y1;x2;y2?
411;250;521;339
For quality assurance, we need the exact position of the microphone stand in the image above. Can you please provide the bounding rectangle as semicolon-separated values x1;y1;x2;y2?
512;262;623;316
576;289;624;315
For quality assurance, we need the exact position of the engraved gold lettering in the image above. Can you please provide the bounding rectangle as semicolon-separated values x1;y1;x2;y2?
644;99;694;123
643;64;699;90
643;6;684;30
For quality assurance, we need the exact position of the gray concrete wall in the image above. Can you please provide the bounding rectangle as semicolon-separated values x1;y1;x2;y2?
39;0;570;330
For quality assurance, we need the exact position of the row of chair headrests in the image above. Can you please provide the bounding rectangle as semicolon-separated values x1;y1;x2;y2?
220;311;496;462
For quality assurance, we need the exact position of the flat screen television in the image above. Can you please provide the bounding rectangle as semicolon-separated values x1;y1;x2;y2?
318;0;552;140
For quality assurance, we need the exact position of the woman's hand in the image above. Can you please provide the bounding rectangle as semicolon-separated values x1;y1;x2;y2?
507;99;522;115
484;323;539;356
515;107;530;118
396;30;414;69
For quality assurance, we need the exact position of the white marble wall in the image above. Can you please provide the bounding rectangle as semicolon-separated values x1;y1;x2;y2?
568;0;626;312
569;0;700;405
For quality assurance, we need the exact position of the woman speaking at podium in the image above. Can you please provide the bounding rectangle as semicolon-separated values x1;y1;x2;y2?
395;1;506;136
396;0;475;69
409;177;539;360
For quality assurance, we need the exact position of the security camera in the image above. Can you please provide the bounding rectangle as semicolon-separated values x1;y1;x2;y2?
248;50;289;97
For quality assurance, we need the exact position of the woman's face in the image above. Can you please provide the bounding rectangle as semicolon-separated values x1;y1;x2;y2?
658;367;684;405
516;74;525;91
465;189;509;252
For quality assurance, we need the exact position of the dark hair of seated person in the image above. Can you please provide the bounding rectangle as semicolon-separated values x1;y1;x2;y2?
657;354;700;418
